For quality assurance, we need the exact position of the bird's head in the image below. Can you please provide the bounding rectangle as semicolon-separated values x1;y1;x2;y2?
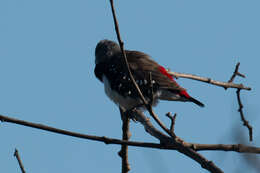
95;39;121;64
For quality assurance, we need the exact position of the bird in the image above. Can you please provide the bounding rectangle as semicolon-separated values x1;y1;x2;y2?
94;39;204;111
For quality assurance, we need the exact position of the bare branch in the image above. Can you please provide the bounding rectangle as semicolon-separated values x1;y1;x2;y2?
0;114;148;148
189;143;260;153
14;148;26;173
167;71;251;91
0;115;259;154
119;108;131;173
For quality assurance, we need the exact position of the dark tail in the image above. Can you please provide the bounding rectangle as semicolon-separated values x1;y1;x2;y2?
189;97;205;107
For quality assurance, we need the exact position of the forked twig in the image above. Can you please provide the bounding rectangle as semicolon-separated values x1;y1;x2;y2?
228;62;246;83
166;112;177;133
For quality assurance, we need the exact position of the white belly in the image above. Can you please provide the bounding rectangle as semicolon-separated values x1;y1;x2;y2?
103;76;141;110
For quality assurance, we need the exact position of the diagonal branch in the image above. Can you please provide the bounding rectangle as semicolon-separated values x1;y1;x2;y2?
109;0;174;140
131;110;223;173
109;0;175;142
236;89;253;141
109;0;148;106
14;148;26;173
228;62;253;141
109;0;173;140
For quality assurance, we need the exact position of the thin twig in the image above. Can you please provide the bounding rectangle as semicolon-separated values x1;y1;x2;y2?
119;108;131;173
165;113;185;144
109;0;148;106
14;148;26;173
189;143;260;153
0;115;259;153
228;62;245;83
236;89;253;141
166;112;177;133
168;71;251;91
227;62;253;141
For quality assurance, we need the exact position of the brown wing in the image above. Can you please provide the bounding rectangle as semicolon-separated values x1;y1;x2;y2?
125;50;185;92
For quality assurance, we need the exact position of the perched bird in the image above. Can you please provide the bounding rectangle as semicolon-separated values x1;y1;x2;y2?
94;39;204;111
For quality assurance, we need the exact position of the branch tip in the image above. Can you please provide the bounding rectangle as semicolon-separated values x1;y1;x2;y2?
167;62;251;91
14;148;26;173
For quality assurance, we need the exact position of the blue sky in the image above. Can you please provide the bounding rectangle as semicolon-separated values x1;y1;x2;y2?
0;0;259;172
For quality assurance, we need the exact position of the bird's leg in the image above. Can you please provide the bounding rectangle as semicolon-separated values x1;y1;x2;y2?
124;107;139;122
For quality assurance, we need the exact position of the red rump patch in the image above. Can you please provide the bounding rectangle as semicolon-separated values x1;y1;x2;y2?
158;66;174;81
179;90;191;99
158;66;191;99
